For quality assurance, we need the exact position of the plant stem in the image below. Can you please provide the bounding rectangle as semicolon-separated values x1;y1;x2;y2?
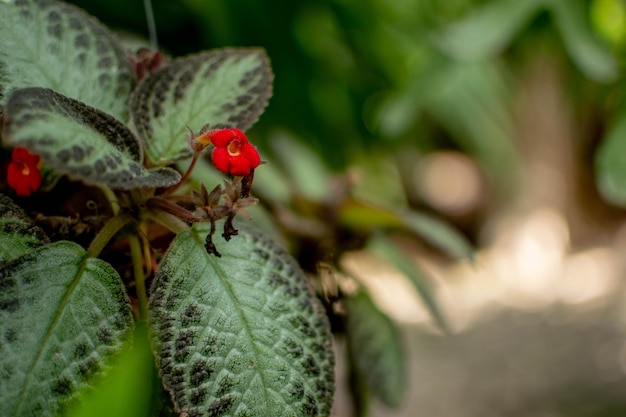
143;0;158;50
162;152;200;196
129;232;149;321
100;185;120;216
86;212;133;258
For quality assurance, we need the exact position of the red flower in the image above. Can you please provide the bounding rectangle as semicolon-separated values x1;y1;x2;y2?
198;127;261;176
7;147;42;196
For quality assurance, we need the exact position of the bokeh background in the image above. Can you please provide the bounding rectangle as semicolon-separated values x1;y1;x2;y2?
67;0;626;415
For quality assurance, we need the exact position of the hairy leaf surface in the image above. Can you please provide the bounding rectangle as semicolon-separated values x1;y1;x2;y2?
0;193;49;262
131;48;273;165
149;222;335;417
0;241;134;417
345;289;405;408
1;87;180;189
0;0;134;119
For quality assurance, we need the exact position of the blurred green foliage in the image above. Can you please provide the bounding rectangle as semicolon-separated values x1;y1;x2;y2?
67;0;626;208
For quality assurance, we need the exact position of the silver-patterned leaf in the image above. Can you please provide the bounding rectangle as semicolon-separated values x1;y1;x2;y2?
0;241;134;416
0;0;135;119
1;87;181;189
130;48;273;165
149;221;335;417
0;193;49;262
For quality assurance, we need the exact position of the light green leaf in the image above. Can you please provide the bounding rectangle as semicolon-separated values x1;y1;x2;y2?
0;193;49;262
0;0;134;119
345;289;405;408
130;48;273;165
436;0;544;59
0;241;134;417
338;200;474;260
149;221;335;417
595;112;626;207
369;234;448;332
1;87;181;189
66;325;158;417
400;210;474;260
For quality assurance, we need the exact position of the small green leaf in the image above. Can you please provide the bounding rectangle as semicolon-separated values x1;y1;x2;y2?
0;193;49;262
345;289;405;408
551;0;618;82
369;234;448;332
595;112;626;206
149;221;335;417
1;87;181;189
0;241;134;417
338;200;474;260
436;0;544;59
0;0;134;119
131;48;273;165
400;210;474;260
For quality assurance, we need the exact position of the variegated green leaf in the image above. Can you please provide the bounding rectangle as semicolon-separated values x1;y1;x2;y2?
0;241;134;416
1;87;181;189
130;48;273;165
0;193;49;262
149;221;335;417
0;0;134;119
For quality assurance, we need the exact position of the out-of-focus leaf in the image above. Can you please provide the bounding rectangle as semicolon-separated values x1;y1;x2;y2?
0;241;134;417
149;221;335;417
590;0;626;46
0;0;134;119
550;0;618;82
1;87;181;190
338;199;474;260
67;325;156;417
368;234;448;332
345;289;405;408
436;0;544;59
0;193;49;262
130;48;273;165
595;112;626;207
269;132;331;202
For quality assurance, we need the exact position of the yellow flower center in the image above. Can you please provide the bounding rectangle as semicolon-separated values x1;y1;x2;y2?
227;139;242;156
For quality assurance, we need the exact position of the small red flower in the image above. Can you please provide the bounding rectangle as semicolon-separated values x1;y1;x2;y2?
7;147;42;196
197;127;261;176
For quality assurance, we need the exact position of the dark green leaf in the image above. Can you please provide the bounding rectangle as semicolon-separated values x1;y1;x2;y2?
0;0;134;119
149;221;335;417
345;289;405;408
1;87;181;189
131;48;273;165
0;241;134;416
369;234;448;332
0;193;49;262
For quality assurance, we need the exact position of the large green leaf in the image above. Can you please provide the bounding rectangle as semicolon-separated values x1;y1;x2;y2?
149;221;335;417
130;48;273;165
345;289;405;408
0;0;134;119
595;112;626;207
0;241;134;416
1;87;181;189
0;193;49;262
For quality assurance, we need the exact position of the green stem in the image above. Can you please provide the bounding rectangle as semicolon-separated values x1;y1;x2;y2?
100;185;121;216
129;233;149;321
86;212;134;258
